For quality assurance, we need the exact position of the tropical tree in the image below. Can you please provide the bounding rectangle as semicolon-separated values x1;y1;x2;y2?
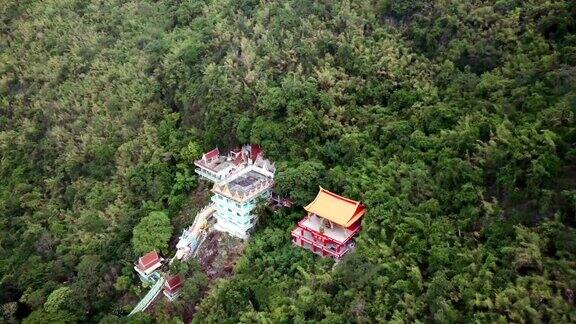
132;211;173;255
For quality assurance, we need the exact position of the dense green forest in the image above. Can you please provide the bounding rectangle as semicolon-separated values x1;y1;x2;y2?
1;0;575;322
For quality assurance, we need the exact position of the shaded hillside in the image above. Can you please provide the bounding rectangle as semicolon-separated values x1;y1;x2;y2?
0;0;575;322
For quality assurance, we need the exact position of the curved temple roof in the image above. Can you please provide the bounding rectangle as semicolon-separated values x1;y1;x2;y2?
138;251;161;271
203;147;220;160
304;187;365;228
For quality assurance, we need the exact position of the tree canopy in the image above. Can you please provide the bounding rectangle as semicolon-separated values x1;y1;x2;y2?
1;0;575;322
132;211;173;255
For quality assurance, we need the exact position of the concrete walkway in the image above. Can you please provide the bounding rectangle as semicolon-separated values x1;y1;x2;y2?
128;275;165;316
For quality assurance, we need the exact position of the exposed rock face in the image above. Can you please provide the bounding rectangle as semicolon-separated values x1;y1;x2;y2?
196;230;246;280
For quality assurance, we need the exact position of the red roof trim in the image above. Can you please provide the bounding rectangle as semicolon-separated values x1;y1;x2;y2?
165;275;184;291
138;251;160;270
250;144;262;162
233;153;245;166
203;148;220;160
296;216;361;244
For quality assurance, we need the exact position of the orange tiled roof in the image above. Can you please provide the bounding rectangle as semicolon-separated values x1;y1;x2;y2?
304;187;365;228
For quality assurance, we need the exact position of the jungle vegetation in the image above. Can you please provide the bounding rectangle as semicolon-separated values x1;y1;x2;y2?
1;0;575;322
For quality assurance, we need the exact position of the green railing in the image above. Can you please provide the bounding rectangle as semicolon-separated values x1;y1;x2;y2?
128;275;165;316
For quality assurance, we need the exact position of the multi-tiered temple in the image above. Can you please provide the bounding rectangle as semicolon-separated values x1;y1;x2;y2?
211;161;274;239
292;188;365;259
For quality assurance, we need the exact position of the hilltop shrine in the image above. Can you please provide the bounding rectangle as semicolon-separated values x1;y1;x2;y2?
291;188;365;259
163;275;184;301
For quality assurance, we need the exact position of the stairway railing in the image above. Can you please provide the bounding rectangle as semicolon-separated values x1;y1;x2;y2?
128;275;166;316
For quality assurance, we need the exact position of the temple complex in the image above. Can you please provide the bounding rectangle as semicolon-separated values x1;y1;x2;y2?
291;188;365;259
130;146;277;312
194;144;276;239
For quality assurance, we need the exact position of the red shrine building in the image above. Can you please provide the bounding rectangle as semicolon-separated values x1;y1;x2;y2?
163;275;184;301
134;251;163;283
291;188;366;259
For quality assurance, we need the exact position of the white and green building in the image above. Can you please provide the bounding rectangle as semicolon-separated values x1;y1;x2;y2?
211;158;275;239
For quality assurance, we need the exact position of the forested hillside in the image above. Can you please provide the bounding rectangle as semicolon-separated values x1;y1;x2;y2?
1;0;575;322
